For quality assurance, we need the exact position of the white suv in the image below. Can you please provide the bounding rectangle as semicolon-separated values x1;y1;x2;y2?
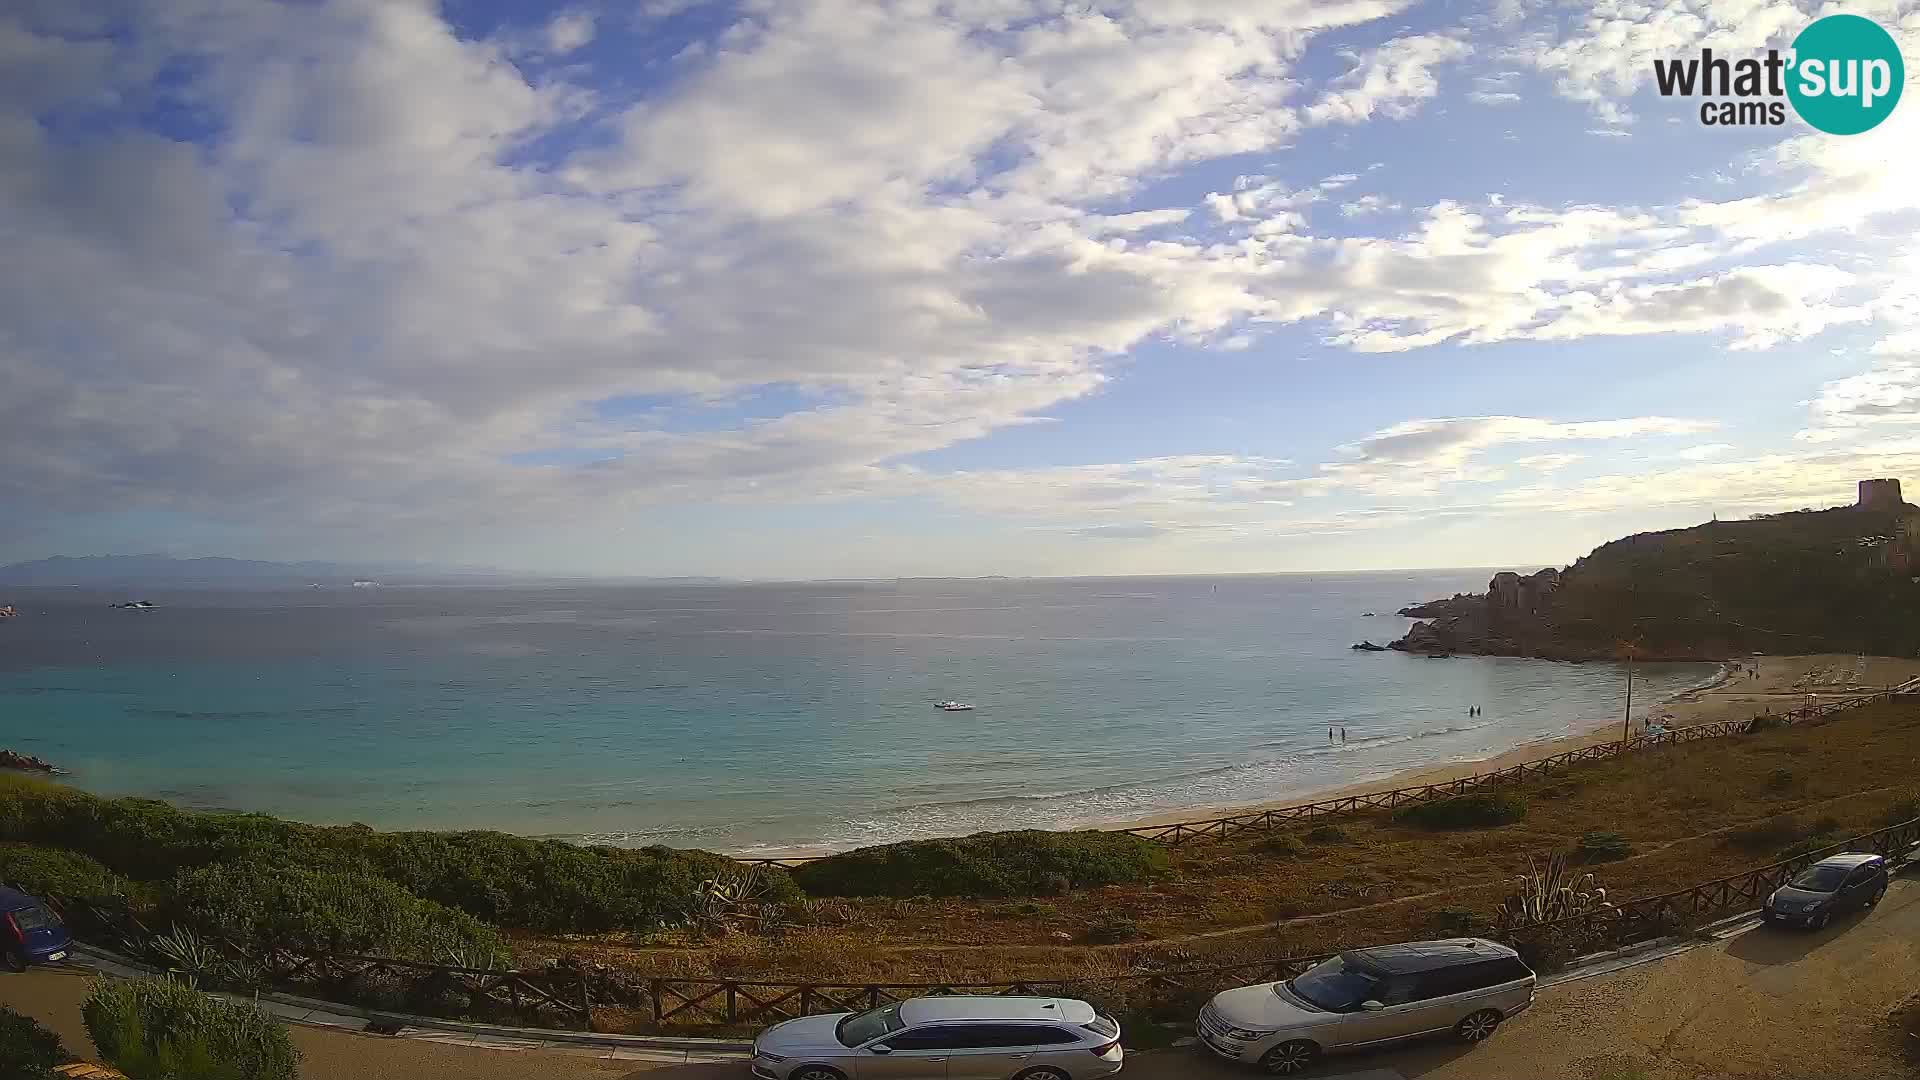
1198;938;1535;1075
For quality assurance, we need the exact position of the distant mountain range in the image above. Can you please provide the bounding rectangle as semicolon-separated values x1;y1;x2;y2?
0;555;736;589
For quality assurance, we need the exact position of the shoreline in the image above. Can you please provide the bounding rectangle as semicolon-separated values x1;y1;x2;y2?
738;654;1920;860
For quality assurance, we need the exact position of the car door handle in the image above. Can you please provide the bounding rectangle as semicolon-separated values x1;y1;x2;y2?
925;1056;946;1062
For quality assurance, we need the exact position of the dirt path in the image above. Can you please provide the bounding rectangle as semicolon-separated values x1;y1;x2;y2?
9;873;1914;1079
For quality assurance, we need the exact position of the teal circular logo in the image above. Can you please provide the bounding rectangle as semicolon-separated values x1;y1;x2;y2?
1787;14;1904;135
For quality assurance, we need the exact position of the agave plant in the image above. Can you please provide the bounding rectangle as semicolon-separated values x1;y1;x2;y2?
151;925;258;990
688;866;779;935
1498;852;1613;929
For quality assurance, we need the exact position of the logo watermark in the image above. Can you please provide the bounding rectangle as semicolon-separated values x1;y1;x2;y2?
1652;13;1904;134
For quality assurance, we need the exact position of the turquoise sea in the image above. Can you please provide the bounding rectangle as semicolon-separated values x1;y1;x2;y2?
0;574;1715;854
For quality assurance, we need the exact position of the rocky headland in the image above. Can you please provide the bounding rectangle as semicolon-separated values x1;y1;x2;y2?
1388;481;1920;662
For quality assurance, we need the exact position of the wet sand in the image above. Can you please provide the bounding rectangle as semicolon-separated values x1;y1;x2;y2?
741;654;1920;858
1106;653;1920;833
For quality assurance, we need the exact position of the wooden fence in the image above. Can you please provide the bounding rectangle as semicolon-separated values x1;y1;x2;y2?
743;681;1912;864
32;807;1920;1032
25;680;1919;1034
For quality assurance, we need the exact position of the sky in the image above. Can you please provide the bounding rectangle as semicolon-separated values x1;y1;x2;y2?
3;0;1919;580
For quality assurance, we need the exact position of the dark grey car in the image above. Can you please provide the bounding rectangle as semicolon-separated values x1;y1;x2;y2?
1763;852;1888;928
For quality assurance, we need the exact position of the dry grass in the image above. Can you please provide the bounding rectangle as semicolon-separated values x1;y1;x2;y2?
517;697;1920;990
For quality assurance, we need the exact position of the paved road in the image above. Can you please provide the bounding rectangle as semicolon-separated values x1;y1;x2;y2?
7;878;1917;1080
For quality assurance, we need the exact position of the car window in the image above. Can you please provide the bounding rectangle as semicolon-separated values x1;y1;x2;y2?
1374;975;1420;1006
9;906;54;931
1020;1026;1082;1046
947;1024;1080;1048
884;1025;978;1051
1790;865;1849;891
837;1003;906;1046
1415;963;1490;999
1286;955;1381;1011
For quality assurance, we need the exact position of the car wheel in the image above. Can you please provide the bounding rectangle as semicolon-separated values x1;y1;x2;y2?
1259;1040;1320;1076
1455;1009;1502;1043
2;948;26;973
789;1067;844;1080
1809;910;1830;929
1014;1067;1073;1080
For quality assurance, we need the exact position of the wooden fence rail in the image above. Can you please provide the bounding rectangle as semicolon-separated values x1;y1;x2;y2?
18;681;1916;1033
27;806;1920;1032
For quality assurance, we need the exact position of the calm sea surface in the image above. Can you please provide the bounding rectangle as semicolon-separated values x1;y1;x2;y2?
0;575;1714;853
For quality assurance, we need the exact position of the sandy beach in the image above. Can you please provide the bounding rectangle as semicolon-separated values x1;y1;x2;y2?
1106;653;1920;834
742;654;1920;858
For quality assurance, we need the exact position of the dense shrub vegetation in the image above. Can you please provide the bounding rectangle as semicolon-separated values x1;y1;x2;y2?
0;776;791;934
1305;824;1349;844
1391;792;1526;830
1253;834;1307;858
1538;506;1920;658
0;842;130;900
84;978;298;1080
792;830;1170;898
167;863;506;963
1573;831;1633;862
0;1005;65;1078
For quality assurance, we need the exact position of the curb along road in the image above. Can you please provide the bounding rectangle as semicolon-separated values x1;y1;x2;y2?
58;909;1776;1062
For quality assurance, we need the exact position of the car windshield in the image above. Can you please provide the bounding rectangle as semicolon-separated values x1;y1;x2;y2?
1284;955;1380;1012
9;906;54;931
1790;865;1852;892
836;1003;907;1047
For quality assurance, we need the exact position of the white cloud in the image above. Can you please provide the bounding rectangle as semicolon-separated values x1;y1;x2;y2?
1676;442;1736;460
1514;453;1583;471
1338;194;1400;216
3;0;1916;568
1468;70;1522;105
1305;33;1471;125
545;10;596;54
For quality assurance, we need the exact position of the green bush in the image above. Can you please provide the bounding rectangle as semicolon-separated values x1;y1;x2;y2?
0;843;131;900
1724;815;1799;853
1883;796;1920;827
1083;917;1141;944
0;777;787;934
167;863;506;964
1574;832;1633;863
1253;835;1307;858
1775;835;1846;862
1765;768;1796;791
1392;793;1526;830
1305;824;1349;844
83;978;298;1080
0;1005;65;1078
791;830;1170;899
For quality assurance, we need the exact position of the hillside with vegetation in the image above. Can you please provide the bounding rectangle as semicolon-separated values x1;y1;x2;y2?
1392;500;1920;660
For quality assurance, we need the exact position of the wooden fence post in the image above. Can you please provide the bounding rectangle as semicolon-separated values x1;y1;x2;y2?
580;969;593;1032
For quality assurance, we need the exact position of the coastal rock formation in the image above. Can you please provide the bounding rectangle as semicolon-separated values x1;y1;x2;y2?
1389;479;1920;661
1351;640;1387;652
0;750;55;773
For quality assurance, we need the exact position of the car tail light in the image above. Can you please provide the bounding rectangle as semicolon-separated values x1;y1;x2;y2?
3;913;22;944
1091;1041;1122;1060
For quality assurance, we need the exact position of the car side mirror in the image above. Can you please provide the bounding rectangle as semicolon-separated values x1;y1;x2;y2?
1360;1000;1384;1011
869;1045;892;1055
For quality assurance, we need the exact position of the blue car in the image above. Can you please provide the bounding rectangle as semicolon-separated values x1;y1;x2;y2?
1;887;73;971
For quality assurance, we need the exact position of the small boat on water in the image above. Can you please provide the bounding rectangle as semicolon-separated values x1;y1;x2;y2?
934;700;975;711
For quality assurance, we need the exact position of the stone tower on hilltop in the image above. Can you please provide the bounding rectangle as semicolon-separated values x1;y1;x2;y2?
1858;478;1904;510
